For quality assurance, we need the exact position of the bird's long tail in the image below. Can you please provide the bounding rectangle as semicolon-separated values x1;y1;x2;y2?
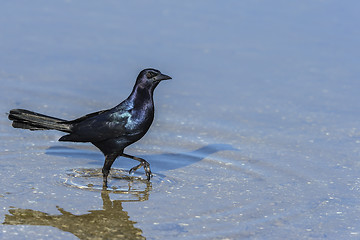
8;109;71;132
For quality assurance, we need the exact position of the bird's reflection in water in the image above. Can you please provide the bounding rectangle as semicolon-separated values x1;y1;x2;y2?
3;181;151;240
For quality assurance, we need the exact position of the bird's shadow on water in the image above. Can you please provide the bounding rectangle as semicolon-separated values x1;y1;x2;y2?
148;143;240;171
45;143;240;172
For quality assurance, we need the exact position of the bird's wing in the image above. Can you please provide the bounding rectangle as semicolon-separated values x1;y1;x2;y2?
60;108;131;142
66;109;109;124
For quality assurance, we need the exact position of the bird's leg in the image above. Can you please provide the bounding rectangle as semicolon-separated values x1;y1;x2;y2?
121;153;153;181
102;154;117;188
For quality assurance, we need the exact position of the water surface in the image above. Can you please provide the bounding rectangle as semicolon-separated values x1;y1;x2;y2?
1;1;360;239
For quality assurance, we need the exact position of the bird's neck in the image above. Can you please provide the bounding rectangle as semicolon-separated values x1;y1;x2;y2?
127;84;154;109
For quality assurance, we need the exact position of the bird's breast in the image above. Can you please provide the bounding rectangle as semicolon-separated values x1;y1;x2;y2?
110;107;153;132
126;107;153;131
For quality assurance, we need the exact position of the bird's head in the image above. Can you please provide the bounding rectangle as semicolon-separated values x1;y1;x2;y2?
136;68;172;90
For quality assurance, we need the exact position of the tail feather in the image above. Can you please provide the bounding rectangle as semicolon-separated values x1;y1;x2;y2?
8;109;72;132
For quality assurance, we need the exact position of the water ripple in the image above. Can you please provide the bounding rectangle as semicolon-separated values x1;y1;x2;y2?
59;168;176;196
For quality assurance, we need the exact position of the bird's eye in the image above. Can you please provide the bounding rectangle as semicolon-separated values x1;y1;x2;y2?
146;72;157;79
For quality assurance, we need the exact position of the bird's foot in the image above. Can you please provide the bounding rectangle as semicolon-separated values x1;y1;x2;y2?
129;161;153;181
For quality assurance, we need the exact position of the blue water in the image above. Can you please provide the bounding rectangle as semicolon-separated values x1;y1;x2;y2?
1;1;360;239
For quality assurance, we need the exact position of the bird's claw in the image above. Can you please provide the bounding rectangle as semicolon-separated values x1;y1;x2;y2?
144;163;153;181
129;164;141;174
129;161;152;181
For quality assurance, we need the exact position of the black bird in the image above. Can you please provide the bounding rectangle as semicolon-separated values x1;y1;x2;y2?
8;68;171;188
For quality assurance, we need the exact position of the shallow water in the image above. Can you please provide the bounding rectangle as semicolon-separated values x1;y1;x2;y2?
1;1;360;239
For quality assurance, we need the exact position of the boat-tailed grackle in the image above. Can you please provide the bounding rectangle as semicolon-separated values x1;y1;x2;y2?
8;68;172;188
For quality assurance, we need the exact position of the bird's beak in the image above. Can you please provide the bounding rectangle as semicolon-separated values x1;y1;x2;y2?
154;73;172;82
